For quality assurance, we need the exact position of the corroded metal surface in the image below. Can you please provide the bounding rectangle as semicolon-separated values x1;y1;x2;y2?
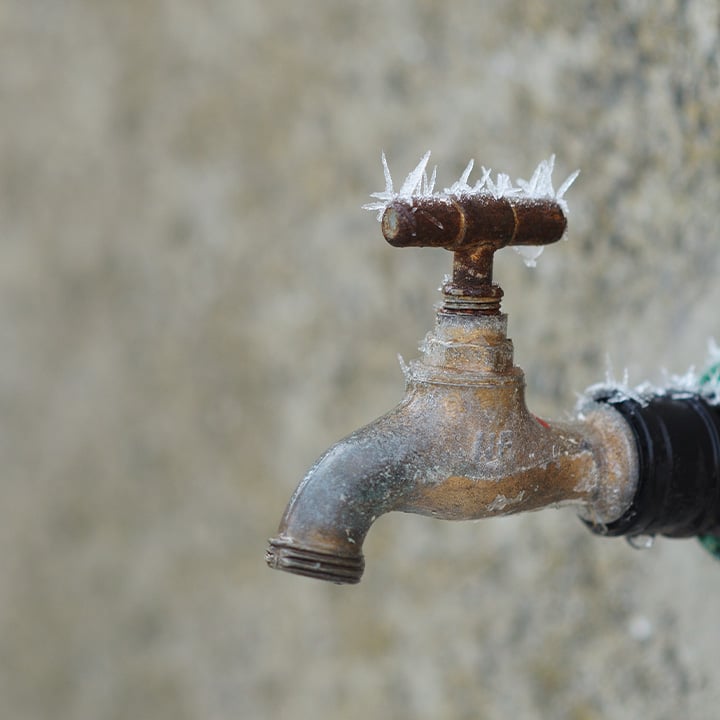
382;196;566;309
266;309;638;584
382;196;566;253
266;190;638;584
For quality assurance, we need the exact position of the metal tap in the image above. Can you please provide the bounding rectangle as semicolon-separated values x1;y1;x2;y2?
266;190;641;583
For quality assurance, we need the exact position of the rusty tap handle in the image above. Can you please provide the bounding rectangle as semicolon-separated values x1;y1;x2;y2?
381;195;567;310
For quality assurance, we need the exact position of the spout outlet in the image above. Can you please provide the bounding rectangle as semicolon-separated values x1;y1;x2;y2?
266;398;433;584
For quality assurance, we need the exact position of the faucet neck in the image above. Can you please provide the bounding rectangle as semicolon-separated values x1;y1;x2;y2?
441;263;504;315
413;308;516;381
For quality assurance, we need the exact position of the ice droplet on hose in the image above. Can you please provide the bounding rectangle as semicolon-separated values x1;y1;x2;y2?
626;534;655;550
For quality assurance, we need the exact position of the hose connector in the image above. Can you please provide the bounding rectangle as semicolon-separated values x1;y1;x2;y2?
585;393;720;539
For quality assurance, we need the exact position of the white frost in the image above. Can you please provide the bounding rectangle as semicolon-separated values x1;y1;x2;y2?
579;339;720;408
363;151;580;267
486;491;525;513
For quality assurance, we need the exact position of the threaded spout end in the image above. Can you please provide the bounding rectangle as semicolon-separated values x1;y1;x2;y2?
265;536;365;584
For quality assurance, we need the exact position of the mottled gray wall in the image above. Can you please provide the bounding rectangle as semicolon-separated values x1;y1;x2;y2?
2;1;720;719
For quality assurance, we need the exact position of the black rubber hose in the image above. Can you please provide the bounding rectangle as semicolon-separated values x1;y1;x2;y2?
585;393;720;538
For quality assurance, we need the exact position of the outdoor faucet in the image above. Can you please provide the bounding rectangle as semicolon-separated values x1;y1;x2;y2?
266;155;720;584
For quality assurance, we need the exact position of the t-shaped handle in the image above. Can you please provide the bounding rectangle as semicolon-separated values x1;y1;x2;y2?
381;195;567;313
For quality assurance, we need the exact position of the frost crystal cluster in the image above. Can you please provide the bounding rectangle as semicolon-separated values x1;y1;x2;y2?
581;339;720;409
363;151;580;267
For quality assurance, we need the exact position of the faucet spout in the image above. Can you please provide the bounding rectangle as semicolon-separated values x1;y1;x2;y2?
266;310;638;584
265;397;434;584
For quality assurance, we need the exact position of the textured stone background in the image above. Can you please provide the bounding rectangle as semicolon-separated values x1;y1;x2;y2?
2;1;720;719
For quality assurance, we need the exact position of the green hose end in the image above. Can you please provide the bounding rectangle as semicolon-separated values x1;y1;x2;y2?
699;361;720;389
698;534;720;560
698;361;720;559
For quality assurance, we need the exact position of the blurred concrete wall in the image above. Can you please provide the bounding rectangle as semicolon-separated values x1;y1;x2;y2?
2;1;720;718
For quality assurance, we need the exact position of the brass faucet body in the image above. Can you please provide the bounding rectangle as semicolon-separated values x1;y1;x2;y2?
266;187;639;584
266;307;638;583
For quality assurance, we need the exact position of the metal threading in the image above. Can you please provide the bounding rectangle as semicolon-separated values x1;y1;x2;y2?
266;537;365;584
441;278;504;315
441;294;503;315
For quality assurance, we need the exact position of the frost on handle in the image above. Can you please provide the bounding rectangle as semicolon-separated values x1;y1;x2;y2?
363;151;580;267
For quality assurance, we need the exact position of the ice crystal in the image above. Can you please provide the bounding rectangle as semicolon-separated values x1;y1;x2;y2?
580;339;720;409
363;151;580;267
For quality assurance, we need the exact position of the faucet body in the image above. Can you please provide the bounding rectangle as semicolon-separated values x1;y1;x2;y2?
266;308;638;583
267;156;720;582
